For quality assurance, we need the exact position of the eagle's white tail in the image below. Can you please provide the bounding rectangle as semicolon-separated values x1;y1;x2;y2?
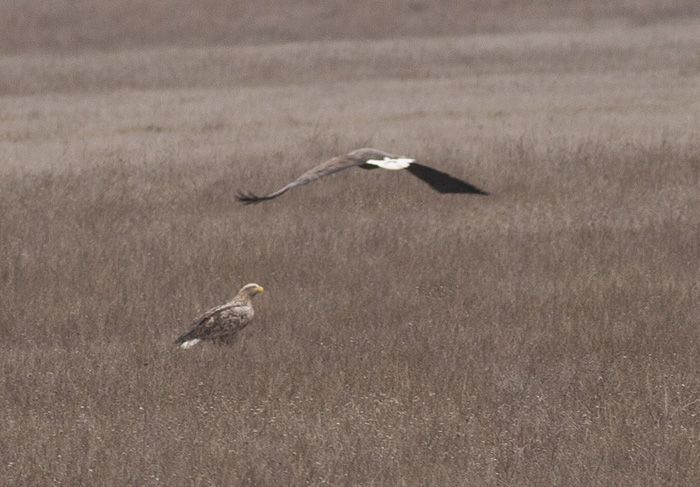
179;338;201;349
365;157;414;170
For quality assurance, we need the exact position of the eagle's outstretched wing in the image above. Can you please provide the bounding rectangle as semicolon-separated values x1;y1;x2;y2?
236;156;362;204
405;163;489;195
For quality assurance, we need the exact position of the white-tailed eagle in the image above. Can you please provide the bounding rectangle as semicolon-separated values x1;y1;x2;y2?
175;283;264;349
236;148;488;204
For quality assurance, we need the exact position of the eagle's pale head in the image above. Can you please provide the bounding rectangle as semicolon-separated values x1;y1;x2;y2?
238;283;264;299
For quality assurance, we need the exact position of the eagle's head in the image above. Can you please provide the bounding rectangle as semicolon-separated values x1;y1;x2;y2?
240;283;265;298
239;283;264;299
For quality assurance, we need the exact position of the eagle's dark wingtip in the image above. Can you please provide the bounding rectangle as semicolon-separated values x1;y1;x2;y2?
404;163;490;196
236;191;264;205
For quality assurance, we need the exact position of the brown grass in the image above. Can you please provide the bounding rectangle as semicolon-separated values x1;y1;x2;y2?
2;3;700;486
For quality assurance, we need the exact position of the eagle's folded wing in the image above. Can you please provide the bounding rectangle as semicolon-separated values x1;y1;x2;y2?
176;303;238;344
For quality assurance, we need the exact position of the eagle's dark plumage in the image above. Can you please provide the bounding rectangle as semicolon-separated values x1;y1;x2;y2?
236;148;488;204
176;283;264;349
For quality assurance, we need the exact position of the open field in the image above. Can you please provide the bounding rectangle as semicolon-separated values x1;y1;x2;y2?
2;3;700;485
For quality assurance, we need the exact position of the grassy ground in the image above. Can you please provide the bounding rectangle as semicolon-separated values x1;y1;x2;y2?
2;3;700;485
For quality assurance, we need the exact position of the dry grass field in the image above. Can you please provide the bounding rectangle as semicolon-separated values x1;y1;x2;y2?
2;2;700;485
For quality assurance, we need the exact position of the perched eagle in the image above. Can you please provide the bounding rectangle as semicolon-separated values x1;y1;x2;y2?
175;283;264;349
236;148;488;204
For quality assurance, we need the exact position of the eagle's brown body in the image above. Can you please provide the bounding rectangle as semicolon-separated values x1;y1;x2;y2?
176;283;263;349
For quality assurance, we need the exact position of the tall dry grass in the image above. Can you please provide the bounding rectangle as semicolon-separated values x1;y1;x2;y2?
1;135;699;485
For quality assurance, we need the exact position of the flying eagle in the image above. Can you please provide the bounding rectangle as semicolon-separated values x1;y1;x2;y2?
175;283;264;349
236;148;488;204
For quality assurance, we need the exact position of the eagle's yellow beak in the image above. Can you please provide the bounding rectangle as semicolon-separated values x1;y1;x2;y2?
257;286;265;294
